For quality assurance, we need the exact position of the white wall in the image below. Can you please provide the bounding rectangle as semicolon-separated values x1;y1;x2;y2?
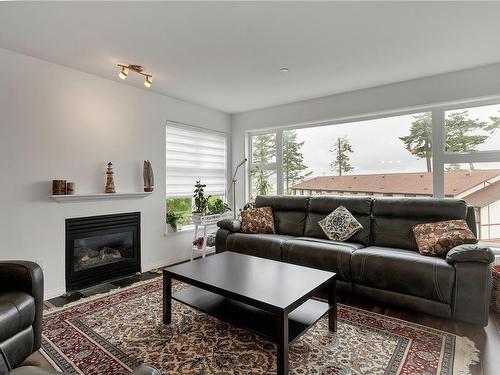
231;63;500;209
0;48;230;298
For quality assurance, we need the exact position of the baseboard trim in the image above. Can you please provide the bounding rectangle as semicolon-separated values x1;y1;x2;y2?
142;254;191;272
45;287;67;300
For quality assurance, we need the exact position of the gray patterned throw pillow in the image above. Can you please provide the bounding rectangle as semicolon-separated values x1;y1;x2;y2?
318;206;363;241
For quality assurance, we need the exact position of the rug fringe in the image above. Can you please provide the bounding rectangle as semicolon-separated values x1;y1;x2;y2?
453;335;480;375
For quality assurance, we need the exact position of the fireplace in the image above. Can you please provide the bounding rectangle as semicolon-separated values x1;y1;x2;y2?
66;212;141;291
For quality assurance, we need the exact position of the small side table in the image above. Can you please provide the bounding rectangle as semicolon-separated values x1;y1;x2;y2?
190;212;232;261
191;222;217;261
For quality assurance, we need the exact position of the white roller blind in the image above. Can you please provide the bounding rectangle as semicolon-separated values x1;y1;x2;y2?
166;122;227;198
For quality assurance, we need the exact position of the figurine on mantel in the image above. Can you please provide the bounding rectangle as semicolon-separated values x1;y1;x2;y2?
143;160;154;192
105;162;116;193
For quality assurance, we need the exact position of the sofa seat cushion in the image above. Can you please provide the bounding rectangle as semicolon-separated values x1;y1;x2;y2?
0;291;35;342
225;233;294;261
351;246;455;304
282;237;365;281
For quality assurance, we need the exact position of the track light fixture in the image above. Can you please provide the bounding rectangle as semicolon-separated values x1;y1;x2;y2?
144;75;153;88
117;64;153;88
118;66;129;80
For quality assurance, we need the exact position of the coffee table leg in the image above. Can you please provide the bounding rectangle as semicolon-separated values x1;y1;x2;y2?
328;278;337;332
276;311;289;375
163;273;172;325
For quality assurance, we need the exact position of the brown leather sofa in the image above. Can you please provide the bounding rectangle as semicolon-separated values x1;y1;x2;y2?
216;195;495;325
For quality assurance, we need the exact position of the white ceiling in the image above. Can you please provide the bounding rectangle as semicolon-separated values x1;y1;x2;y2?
1;2;500;114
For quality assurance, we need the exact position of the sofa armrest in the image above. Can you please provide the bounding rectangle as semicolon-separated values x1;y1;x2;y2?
445;244;494;264
217;219;241;233
0;261;44;351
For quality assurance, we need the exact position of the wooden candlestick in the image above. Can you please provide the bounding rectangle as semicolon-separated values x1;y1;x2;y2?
52;180;66;195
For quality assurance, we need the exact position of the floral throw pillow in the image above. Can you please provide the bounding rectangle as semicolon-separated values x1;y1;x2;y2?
241;206;276;234
318;206;363;241
413;219;477;257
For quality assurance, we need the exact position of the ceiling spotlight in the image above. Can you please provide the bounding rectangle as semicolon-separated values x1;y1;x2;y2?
119;66;129;80
144;75;153;88
279;67;289;73
117;64;153;88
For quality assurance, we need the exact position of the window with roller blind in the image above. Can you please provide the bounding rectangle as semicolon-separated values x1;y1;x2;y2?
166;122;227;229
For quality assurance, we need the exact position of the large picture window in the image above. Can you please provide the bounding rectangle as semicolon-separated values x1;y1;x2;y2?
166;122;227;227
248;101;500;243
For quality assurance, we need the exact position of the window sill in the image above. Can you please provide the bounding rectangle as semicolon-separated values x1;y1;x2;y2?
164;225;195;236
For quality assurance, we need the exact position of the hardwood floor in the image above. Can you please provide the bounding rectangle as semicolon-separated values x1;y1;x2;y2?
336;292;500;375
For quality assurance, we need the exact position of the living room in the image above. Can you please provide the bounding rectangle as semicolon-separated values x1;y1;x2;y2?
0;1;499;374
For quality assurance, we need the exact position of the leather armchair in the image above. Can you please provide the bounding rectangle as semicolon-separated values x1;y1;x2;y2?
0;261;43;371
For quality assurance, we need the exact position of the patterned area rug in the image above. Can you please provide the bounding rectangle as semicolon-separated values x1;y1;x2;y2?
42;277;479;374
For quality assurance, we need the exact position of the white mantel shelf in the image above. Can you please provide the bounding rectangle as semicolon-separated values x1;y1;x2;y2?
50;192;152;202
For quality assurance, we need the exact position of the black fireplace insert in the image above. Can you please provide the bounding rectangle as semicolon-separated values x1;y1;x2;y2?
66;212;141;291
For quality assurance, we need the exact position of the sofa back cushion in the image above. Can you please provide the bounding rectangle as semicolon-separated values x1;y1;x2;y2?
371;198;468;251
304;196;372;245
255;195;308;236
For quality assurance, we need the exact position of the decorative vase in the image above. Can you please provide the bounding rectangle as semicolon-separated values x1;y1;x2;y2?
105;162;116;193
143;160;154;192
66;182;76;195
52;180;67;195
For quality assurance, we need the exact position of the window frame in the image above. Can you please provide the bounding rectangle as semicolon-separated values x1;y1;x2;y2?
166;120;229;233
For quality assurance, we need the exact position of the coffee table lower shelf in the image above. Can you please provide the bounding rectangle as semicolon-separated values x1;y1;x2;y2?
173;286;331;343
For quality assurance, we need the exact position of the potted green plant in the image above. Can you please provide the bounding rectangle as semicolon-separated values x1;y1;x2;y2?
192;180;208;214
191;181;231;225
206;196;231;215
166;209;183;232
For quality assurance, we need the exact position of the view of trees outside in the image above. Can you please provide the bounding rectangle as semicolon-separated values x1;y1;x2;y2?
166;197;191;225
286;112;435;178
249;104;500;242
250;113;435;196
445;104;500;155
399;105;500;172
249;104;500;196
283;130;313;193
330;136;354;176
250;133;277;196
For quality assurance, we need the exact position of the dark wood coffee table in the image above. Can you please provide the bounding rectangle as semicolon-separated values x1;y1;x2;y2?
163;251;336;375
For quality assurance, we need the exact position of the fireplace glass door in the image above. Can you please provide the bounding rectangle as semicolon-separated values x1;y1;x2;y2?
66;212;140;291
